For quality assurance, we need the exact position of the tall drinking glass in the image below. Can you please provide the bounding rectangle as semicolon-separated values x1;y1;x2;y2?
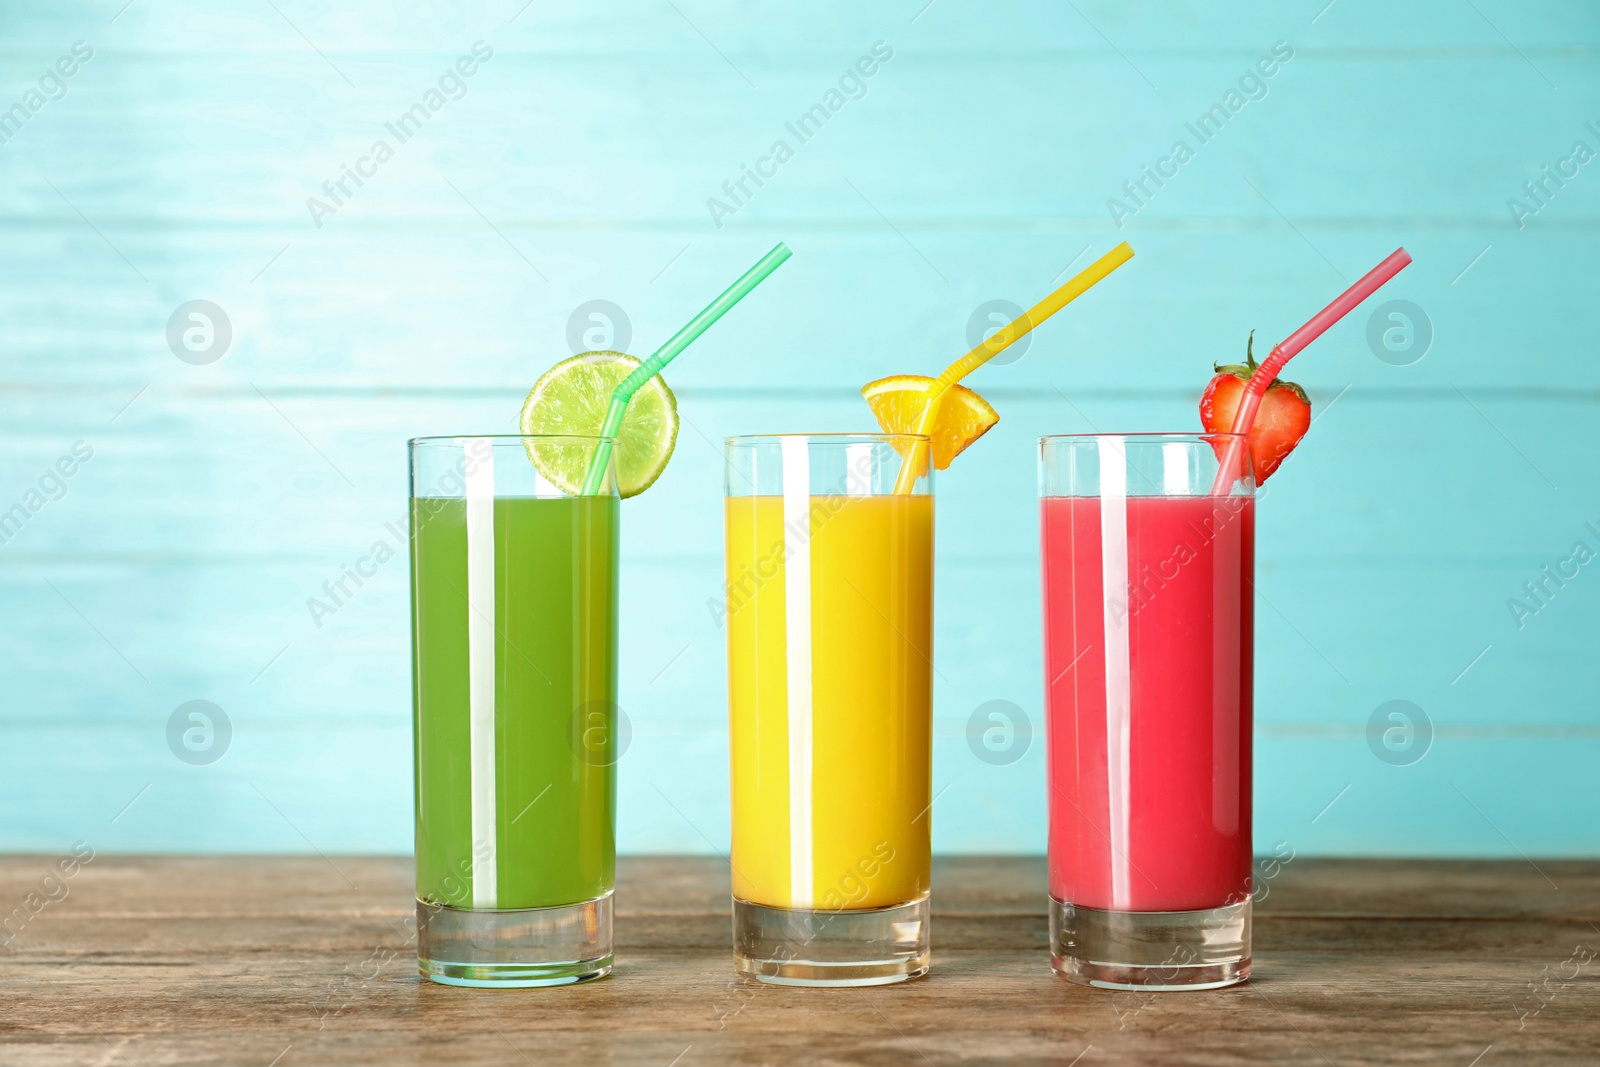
409;435;620;987
1040;433;1254;989
724;434;933;985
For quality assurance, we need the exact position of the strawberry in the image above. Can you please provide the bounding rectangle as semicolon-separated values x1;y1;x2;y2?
1199;331;1311;483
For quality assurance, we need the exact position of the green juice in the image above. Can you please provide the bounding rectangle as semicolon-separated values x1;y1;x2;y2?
411;494;619;911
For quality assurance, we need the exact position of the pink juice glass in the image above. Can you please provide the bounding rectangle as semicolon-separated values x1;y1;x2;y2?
1039;433;1255;990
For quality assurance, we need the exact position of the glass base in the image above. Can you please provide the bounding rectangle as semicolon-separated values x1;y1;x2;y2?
733;895;930;986
417;893;613;987
1049;896;1250;990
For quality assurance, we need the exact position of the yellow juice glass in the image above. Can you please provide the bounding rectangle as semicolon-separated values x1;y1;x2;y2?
723;433;933;985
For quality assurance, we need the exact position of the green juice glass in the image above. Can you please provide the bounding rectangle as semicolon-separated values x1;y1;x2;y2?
409;435;620;987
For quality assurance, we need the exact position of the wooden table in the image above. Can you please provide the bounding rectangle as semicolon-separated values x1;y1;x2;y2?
2;855;1596;1065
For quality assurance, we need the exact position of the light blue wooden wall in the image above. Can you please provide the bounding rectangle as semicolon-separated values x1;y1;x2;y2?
3;0;1597;858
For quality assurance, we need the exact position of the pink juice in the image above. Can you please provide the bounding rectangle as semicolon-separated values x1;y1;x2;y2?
1042;493;1254;913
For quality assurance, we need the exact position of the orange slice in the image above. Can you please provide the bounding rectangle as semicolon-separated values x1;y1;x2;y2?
861;374;999;471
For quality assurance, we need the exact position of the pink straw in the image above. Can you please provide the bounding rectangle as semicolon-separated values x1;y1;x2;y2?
1212;247;1413;492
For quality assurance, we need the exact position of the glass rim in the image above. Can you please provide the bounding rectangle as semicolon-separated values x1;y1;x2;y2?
725;431;931;446
1040;431;1247;443
408;433;617;447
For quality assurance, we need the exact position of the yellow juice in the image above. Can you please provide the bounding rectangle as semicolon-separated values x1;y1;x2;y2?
725;493;933;910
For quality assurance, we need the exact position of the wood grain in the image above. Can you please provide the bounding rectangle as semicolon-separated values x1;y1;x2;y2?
1;855;1597;1065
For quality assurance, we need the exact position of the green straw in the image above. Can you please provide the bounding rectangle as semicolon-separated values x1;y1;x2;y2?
579;241;792;495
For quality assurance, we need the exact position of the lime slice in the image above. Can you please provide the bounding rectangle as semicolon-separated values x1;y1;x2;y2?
518;350;678;498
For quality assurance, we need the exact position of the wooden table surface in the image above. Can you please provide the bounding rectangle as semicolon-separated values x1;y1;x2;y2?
2;855;1596;1065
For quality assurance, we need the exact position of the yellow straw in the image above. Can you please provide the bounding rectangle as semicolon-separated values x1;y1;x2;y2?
892;241;1135;493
